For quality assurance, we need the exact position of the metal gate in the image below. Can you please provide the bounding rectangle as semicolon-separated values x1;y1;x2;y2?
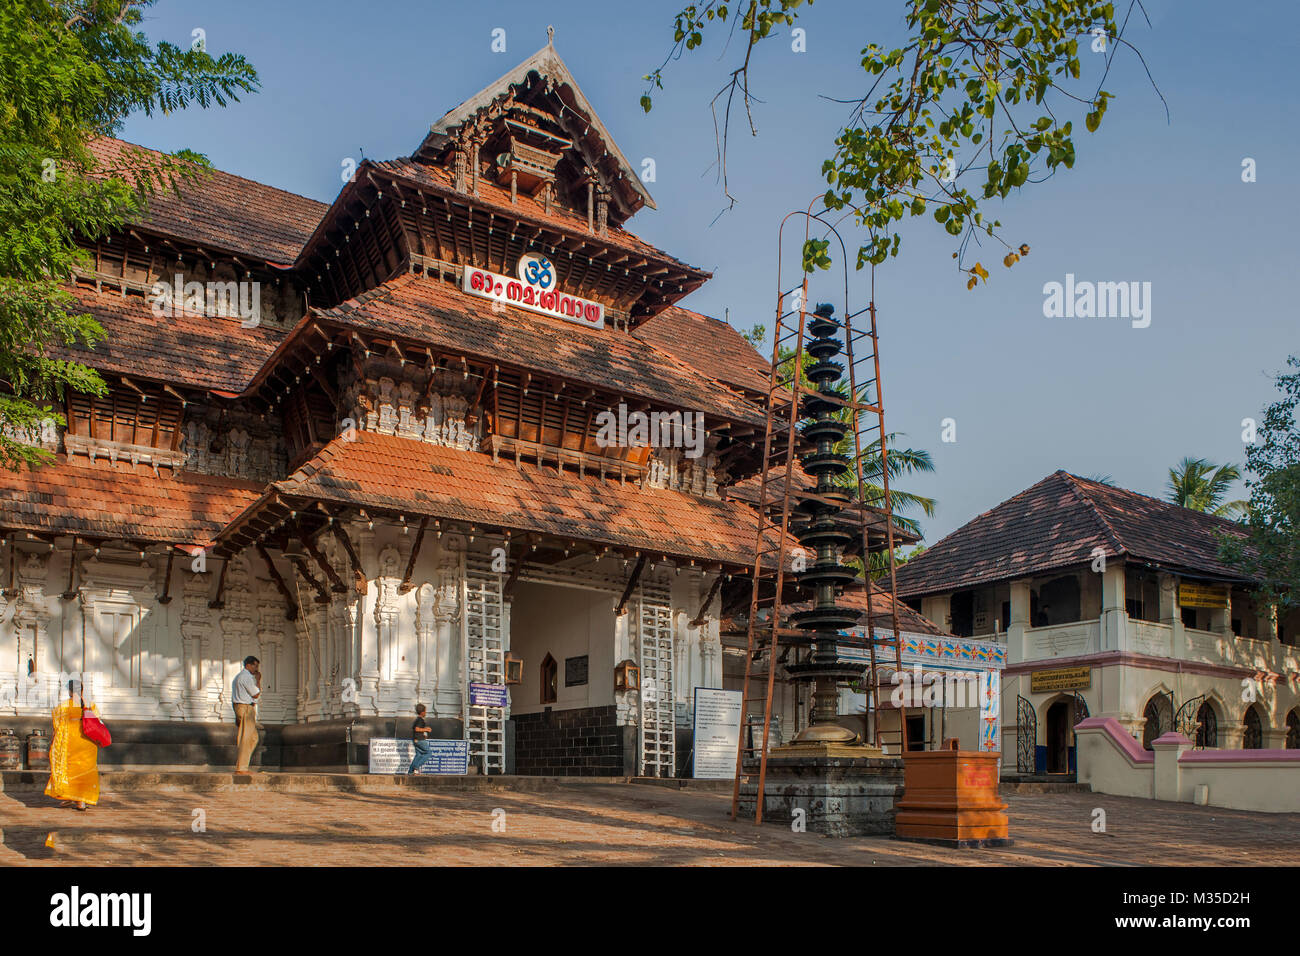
636;586;675;777
1176;695;1213;749
1016;694;1037;774
463;559;506;774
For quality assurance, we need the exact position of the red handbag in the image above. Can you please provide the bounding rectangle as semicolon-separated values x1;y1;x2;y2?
79;696;111;748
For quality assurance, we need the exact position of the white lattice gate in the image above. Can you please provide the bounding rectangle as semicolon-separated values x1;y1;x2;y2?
637;585;675;777
463;558;506;774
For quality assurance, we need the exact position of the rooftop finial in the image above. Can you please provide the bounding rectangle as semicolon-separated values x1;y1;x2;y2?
547;25;555;45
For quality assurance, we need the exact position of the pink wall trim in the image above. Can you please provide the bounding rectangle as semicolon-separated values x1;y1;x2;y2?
1179;749;1300;763
1075;716;1153;763
1003;650;1281;683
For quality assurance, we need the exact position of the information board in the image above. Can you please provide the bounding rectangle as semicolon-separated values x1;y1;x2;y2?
367;738;469;775
1179;583;1229;609
469;682;509;707
692;688;742;779
1030;665;1091;693
565;655;589;687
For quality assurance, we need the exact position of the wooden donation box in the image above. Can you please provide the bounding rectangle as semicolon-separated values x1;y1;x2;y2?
893;740;1012;848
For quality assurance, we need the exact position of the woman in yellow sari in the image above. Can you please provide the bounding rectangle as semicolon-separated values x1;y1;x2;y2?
44;680;99;810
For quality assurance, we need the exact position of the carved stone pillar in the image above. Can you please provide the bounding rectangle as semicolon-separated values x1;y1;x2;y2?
433;535;464;717
415;583;438;706
180;572;210;719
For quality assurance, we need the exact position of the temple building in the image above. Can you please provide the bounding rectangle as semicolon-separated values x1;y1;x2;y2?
0;42;932;775
894;471;1300;773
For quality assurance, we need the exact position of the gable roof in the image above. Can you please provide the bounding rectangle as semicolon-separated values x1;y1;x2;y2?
54;284;290;393
894;471;1254;597
634;306;772;397
219;430;782;567
89;138;327;264
312;273;767;426
424;41;654;212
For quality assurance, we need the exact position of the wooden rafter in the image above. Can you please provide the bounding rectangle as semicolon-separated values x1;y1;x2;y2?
327;519;368;594
615;554;647;616
256;544;299;620
397;516;429;593
689;573;724;627
303;535;347;593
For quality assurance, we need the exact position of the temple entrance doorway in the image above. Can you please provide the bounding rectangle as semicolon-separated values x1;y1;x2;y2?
1045;698;1072;773
507;579;618;775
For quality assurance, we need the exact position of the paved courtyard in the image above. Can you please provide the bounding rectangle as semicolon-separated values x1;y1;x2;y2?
2;780;1298;866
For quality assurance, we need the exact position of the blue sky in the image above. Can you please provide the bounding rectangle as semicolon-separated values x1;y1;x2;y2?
118;0;1299;545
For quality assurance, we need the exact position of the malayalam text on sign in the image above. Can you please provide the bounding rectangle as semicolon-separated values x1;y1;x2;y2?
1030;666;1091;693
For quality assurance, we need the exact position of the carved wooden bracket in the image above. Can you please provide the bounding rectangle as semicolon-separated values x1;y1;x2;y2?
303;535;347;593
292;559;332;604
61;536;80;601
257;544;299;621
397;516;429;593
154;547;175;605
615;554;647;617
689;574;724;628
208;553;229;610
328;521;368;594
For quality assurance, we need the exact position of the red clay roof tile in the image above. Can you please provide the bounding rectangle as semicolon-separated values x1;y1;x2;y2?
0;455;264;546
895;471;1254;597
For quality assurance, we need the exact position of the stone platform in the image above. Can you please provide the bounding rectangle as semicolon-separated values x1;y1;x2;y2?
0;769;731;795
735;743;905;837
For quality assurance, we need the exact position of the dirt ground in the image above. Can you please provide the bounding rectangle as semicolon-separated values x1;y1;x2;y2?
3;782;1297;866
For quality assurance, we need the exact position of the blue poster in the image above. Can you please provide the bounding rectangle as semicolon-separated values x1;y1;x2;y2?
470;682;509;707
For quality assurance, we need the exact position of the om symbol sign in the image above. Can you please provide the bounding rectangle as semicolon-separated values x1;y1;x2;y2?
518;253;555;290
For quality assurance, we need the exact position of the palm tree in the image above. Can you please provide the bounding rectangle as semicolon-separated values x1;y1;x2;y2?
1166;457;1249;519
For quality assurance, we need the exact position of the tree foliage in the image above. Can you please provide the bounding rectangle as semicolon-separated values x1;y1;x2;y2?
644;0;1157;285
0;0;258;469
1165;456;1248;520
1221;358;1300;610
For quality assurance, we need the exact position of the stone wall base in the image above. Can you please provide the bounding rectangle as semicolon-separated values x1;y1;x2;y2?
736;750;905;837
0;715;462;772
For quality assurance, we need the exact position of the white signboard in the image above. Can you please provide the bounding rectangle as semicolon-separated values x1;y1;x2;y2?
367;737;469;775
462;255;604;329
692;688;743;779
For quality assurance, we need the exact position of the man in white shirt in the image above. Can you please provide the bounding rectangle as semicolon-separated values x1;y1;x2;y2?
232;656;261;774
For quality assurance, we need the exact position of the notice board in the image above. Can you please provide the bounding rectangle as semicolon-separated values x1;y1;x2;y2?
692;688;742;779
367;738;469;775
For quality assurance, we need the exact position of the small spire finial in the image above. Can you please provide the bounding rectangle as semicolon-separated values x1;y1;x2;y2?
547;25;555;44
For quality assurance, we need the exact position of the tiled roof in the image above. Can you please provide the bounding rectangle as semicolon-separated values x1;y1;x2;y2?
720;583;949;640
894;471;1254;597
52;284;289;392
89;138;327;264
316;273;767;426
0;456;265;546
248;430;781;567
368;158;701;275
634;306;771;397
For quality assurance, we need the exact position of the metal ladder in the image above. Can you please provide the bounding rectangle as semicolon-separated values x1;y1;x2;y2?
729;272;808;823
844;298;907;751
637;586;675;777
464;559;506;774
730;206;909;823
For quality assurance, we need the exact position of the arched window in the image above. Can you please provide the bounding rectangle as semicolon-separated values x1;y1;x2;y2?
1287;709;1300;750
1142;695;1172;750
1195;702;1218;749
540;653;557;704
1243;706;1264;750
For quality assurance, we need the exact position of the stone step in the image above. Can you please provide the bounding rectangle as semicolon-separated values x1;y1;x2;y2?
0;770;732;795
1000;781;1092;794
